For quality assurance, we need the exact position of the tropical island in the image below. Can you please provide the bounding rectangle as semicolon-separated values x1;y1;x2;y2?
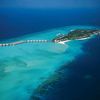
52;29;100;44
0;29;100;46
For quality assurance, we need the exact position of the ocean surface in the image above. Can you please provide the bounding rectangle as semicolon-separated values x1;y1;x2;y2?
44;35;100;100
0;8;100;100
0;8;100;40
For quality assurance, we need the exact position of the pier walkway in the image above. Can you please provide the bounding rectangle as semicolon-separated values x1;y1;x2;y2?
0;40;50;47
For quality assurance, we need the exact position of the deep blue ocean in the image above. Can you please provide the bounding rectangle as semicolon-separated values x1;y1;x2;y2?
44;36;100;100
0;8;100;100
0;8;100;40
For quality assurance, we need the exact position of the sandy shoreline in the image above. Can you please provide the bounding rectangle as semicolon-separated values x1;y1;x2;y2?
58;37;91;44
58;40;71;44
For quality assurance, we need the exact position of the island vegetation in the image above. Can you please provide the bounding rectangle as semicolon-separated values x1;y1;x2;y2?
52;29;100;42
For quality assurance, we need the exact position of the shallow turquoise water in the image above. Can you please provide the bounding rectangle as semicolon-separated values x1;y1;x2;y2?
0;26;99;100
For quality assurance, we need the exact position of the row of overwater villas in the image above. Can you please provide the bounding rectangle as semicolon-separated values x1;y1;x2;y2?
0;40;49;47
